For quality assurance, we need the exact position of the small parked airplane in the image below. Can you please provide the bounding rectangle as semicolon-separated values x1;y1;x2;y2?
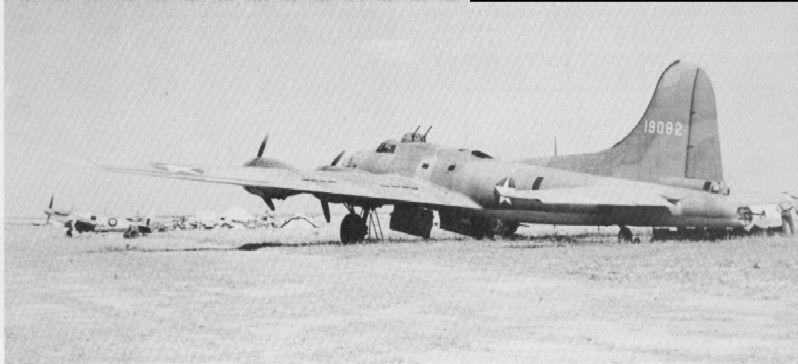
42;195;127;234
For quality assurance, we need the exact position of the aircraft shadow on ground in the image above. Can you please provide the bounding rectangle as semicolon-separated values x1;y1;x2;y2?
84;233;620;254
501;233;617;249
88;245;235;254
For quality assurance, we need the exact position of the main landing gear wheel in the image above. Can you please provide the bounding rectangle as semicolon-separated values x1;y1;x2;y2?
123;228;139;239
340;213;367;244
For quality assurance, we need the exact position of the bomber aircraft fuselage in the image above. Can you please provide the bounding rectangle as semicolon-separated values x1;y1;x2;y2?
343;138;746;229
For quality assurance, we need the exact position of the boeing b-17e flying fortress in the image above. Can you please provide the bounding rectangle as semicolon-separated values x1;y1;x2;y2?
98;61;796;244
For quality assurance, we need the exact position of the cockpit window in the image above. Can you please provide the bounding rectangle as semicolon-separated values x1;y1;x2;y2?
471;150;493;159
376;142;396;154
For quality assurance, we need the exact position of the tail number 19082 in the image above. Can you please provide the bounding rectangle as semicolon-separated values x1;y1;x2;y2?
644;120;683;136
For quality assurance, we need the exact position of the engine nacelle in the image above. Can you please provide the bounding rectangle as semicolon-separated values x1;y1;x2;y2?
390;204;433;239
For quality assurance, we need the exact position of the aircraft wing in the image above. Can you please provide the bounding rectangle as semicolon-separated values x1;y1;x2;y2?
94;161;482;210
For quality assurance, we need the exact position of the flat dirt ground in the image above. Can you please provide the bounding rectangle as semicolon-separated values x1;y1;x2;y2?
5;224;798;363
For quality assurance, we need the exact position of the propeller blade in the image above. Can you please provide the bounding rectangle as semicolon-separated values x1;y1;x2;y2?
49;195;54;209
330;150;345;166
257;134;269;158
320;200;331;223
45;214;50;225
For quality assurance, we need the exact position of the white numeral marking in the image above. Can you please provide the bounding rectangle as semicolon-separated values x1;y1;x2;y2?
644;120;684;136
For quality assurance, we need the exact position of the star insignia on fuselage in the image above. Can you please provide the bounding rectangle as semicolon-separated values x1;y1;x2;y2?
494;177;516;207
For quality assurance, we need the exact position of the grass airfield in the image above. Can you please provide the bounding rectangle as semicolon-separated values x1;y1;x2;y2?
5;223;798;363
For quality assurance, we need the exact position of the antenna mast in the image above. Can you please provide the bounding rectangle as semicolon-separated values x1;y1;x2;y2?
554;137;558;158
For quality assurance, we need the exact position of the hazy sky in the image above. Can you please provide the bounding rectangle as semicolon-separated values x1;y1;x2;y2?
5;2;798;218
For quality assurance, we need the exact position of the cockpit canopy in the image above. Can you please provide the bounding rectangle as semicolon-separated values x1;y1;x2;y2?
376;140;397;154
375;138;493;159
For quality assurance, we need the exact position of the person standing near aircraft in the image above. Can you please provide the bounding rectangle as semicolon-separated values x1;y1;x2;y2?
779;192;795;236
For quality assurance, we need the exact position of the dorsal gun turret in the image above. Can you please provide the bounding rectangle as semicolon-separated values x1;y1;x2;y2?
401;126;432;143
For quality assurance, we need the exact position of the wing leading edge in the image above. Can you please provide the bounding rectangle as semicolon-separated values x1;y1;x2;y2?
94;161;482;210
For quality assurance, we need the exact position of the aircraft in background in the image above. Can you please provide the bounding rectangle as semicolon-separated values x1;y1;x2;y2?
41;195;129;235
96;60;795;244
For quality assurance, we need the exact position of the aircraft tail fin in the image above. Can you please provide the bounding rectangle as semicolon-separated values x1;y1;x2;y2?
534;60;724;183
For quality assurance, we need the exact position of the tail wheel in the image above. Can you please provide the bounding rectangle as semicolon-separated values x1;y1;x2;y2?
340;213;366;244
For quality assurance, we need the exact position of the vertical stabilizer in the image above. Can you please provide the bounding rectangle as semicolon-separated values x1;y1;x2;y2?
527;60;724;184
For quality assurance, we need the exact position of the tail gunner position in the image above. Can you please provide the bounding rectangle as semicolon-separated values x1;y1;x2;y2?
97;61;795;243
